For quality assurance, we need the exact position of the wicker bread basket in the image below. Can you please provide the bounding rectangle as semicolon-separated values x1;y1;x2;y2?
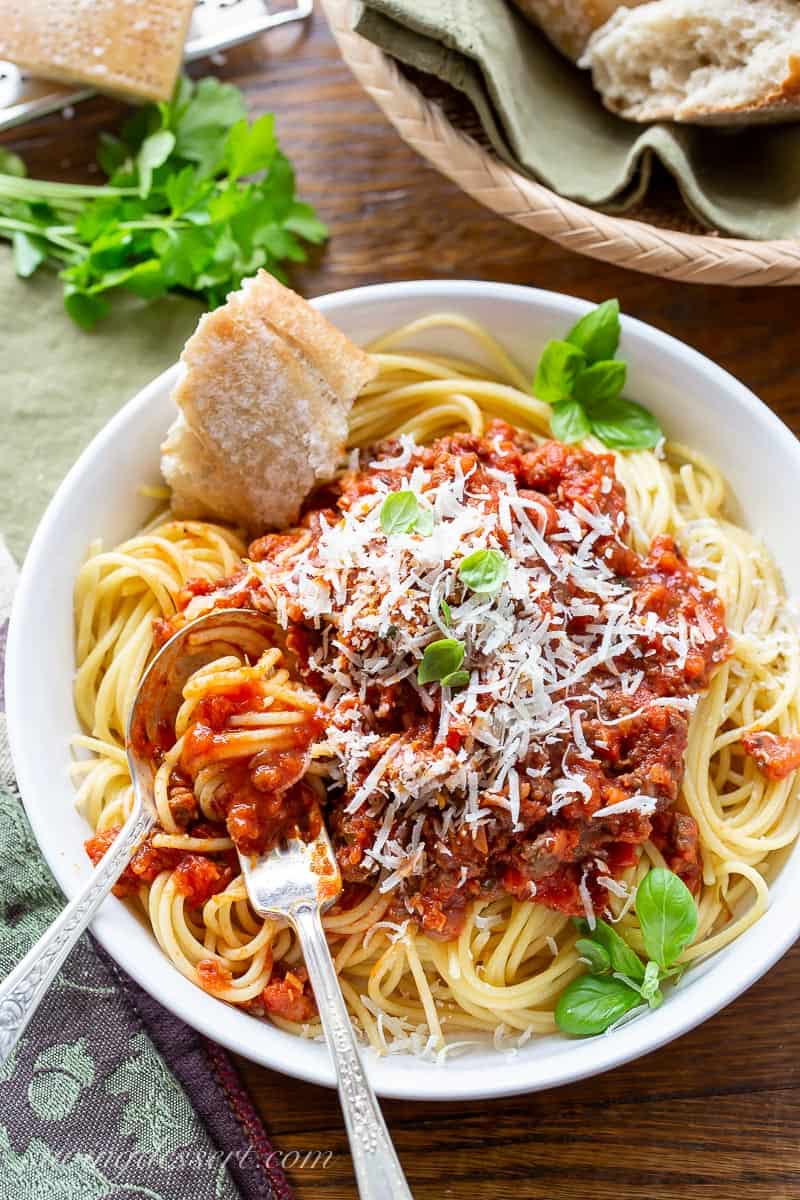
322;0;800;286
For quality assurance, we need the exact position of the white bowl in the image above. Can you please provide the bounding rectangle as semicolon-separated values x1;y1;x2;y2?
6;281;800;1101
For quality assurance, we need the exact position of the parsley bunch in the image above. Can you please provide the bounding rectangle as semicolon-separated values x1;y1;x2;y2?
555;867;698;1036
534;299;663;451
0;76;327;329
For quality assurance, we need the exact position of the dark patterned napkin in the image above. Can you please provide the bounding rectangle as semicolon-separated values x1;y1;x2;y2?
0;254;293;1198
0;541;292;1200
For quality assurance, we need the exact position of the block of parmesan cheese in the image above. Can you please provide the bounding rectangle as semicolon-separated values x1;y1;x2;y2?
0;0;195;103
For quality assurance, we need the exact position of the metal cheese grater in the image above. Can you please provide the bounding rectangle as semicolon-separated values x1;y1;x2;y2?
0;0;313;133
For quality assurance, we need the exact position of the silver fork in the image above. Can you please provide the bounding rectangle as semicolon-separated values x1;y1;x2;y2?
240;834;414;1200
0;608;413;1199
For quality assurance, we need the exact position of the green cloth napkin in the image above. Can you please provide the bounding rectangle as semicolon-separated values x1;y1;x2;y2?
353;0;800;240
1;246;202;563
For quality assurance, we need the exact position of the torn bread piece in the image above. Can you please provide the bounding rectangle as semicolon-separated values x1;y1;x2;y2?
582;0;800;125
161;271;376;532
510;0;649;62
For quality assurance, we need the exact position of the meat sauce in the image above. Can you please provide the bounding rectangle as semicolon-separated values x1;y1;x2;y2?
742;731;800;781
178;681;325;856
95;423;730;952
318;429;727;937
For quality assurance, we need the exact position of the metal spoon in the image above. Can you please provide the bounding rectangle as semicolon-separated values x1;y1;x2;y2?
0;608;413;1200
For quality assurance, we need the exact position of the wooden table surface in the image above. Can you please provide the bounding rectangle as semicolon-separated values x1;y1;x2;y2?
6;10;800;1199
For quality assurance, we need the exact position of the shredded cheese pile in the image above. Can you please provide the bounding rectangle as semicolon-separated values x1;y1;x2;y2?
247;432;716;904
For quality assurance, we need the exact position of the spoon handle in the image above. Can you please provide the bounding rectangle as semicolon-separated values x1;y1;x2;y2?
0;803;154;1063
292;903;414;1200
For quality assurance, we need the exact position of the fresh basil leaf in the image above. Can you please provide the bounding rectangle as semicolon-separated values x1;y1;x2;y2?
12;231;46;278
640;960;663;1008
574;360;626;409
136;130;175;197
440;669;470;689
414;507;434;536
458;547;508;593
380;491;420;535
575;938;611;975
555;974;640;1036
579;917;646;983
533;340;586;405
587;397;663;451
635;868;698;969
439;598;452;626
0;147;26;178
418;638;465;685
550;400;591;444
566;299;621;364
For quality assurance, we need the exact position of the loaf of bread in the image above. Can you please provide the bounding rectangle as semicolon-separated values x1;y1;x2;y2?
161;272;376;532
509;0;649;61
581;0;800;124
0;0;194;103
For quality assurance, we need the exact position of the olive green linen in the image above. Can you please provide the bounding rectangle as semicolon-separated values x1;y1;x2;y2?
0;246;202;562
353;0;800;239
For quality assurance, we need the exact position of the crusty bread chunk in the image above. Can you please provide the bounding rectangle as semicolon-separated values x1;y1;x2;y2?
581;0;800;124
510;0;649;61
161;272;376;532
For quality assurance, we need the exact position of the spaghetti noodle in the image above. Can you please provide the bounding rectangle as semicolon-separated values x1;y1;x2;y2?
72;313;800;1054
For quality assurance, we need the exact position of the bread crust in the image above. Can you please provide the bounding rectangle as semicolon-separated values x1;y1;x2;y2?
584;2;800;125
510;0;648;61
682;52;800;125
161;271;376;533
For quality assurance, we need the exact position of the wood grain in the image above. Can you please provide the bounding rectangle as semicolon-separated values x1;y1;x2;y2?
4;10;800;1198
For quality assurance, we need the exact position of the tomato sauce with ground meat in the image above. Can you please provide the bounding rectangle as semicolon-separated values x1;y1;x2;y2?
120;423;729;942
742;731;800;781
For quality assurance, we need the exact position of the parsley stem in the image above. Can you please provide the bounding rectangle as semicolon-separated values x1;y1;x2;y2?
0;216;81;254
0;172;136;204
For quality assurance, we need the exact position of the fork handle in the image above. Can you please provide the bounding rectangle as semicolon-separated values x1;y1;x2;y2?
0;803;154;1063
292;903;414;1200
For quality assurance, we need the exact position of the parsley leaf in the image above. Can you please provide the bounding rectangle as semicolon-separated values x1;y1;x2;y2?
12;230;46;278
0;75;327;329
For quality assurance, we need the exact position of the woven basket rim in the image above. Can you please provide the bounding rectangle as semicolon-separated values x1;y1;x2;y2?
322;0;800;286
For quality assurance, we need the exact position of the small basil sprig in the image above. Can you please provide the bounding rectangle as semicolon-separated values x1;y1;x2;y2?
418;638;468;688
380;491;433;536
555;867;697;1037
636;866;698;969
533;299;662;452
458;547;508;594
